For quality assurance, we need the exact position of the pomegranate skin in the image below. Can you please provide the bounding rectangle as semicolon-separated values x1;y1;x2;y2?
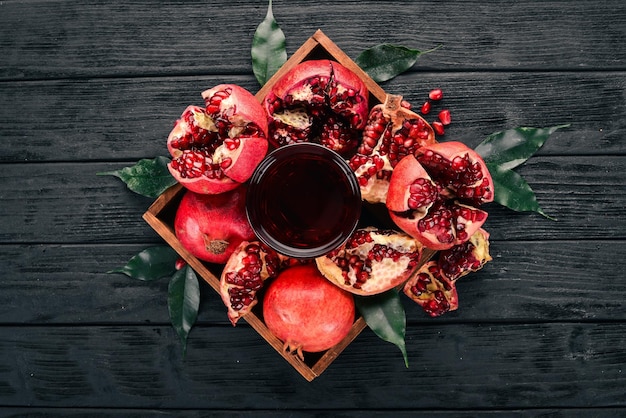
263;264;355;355
174;186;255;264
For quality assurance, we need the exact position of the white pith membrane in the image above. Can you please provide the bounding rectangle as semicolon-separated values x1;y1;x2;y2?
353;154;394;204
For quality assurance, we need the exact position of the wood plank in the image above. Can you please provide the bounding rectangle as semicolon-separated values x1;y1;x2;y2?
2;1;626;80
1;240;624;324
0;408;623;417
0;157;623;243
0;323;624;409
1;71;624;162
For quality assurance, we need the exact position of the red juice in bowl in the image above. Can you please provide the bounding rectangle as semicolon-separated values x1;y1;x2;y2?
246;143;361;258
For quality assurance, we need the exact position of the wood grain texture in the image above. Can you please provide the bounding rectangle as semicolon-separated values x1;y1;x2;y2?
1;71;623;162
1;0;625;80
1;0;625;413
0;240;624;325
1;410;624;418
0;324;624;409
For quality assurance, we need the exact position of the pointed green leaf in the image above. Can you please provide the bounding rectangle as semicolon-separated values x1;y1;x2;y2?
487;163;555;220
475;125;569;171
97;156;177;198
251;0;287;86
355;44;441;83
355;290;409;367
108;246;179;281
168;266;200;356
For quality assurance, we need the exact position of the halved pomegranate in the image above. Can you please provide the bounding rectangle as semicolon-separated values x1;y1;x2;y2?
316;227;423;296
348;94;436;204
403;261;459;317
386;141;493;250
263;59;369;156
167;84;269;194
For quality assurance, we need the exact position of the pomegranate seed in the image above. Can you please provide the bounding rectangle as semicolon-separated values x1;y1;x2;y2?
438;109;452;125
432;121;445;136
420;101;431;115
429;88;443;101
220;157;232;169
174;257;187;271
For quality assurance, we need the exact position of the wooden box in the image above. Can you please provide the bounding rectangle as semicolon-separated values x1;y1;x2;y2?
143;30;429;381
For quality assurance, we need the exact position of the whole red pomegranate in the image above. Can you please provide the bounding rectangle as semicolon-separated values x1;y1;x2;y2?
167;84;269;194
386;141;494;250
174;186;254;264
263;264;355;359
316;227;423;296
263;59;369;156
349;94;435;203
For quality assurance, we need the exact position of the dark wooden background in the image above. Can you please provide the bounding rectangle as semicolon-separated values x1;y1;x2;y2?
1;0;625;416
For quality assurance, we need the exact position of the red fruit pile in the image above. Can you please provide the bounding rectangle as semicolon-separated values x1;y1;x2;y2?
165;61;496;359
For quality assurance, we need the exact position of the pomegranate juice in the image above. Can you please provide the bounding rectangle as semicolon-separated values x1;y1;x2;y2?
246;143;361;258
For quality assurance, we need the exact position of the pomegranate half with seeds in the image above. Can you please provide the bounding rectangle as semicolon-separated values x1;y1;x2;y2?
167;84;269;194
386;141;494;250
348;94;436;204
263;59;369;156
316;227;423;296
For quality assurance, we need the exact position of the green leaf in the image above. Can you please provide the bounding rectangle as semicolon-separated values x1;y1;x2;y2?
475;125;570;171
487;163;555;220
355;290;409;367
168;266;200;356
97;156;177;198
108;246;179;281
355;44;441;83
251;0;287;86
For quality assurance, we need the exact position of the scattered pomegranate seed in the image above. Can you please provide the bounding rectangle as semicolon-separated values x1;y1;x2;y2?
420;101;431;115
432;121;445;136
175;257;187;271
438;109;452;125
429;88;443;101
